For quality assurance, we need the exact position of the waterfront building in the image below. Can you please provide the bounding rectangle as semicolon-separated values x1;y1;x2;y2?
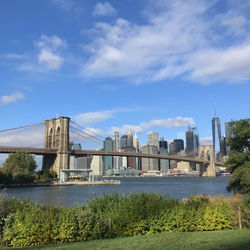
141;144;159;171
103;137;113;173
148;131;159;148
91;155;103;175
212;117;222;158
113;132;120;170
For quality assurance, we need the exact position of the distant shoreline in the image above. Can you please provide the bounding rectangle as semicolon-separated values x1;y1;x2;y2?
0;180;121;189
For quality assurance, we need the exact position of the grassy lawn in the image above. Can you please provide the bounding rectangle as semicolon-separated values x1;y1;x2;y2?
1;230;250;250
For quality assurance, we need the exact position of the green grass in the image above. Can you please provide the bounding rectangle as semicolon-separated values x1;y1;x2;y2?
1;230;250;250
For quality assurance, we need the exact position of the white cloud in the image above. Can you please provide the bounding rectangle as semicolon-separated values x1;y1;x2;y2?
82;0;250;84
109;117;195;134
73;111;114;125
18;35;67;72
93;2;117;16
73;107;141;125
200;137;212;146
52;0;83;15
0;126;44;147
187;44;250;83
38;49;64;70
148;117;195;128
0;92;24;106
35;35;67;51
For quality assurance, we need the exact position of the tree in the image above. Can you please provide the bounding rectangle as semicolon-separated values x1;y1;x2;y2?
1;151;37;184
225;119;250;194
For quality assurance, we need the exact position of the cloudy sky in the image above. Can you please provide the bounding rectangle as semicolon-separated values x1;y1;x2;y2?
0;0;250;160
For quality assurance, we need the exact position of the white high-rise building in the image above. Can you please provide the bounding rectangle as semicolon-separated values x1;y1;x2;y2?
148;131;159;148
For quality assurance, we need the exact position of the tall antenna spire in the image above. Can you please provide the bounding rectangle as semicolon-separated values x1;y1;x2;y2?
214;104;217;117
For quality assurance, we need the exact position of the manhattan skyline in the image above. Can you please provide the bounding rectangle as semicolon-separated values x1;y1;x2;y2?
0;0;249;153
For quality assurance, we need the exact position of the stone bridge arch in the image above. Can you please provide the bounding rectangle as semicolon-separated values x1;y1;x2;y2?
198;145;215;177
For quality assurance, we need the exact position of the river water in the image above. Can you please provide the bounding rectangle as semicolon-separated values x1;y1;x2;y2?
3;176;231;207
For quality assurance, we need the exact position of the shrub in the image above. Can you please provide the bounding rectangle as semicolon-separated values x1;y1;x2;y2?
241;196;250;228
1;193;238;247
0;191;8;239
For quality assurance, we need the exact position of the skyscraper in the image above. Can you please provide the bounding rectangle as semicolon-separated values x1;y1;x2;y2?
185;129;194;153
159;137;169;171
133;133;139;151
120;135;128;149
127;129;133;148
103;137;113;173
113;132;120;170
185;126;199;152
191;126;199;151
173;139;184;153
212;117;222;157
141;144;159;171
159;137;168;149
148;131;159;148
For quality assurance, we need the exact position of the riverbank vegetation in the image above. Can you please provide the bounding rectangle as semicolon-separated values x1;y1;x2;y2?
0;192;249;247
0;151;56;185
225;118;250;194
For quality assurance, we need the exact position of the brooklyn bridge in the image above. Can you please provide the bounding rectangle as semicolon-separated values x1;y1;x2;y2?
0;116;223;178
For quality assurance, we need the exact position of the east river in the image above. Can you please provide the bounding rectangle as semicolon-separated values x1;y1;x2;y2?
3;176;231;207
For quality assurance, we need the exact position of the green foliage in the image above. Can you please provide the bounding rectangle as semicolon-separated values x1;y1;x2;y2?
241;197;250;228
125;196;234;236
2;151;37;176
35;169;57;183
0;191;8;239
226;119;250;152
225;119;250;194
1;193;238;247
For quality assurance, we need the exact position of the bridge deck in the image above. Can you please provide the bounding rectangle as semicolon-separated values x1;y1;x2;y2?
0;146;223;165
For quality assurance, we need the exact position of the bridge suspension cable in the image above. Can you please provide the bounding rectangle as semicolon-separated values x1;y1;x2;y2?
70;129;103;145
70;125;103;144
0;122;44;134
70;120;105;140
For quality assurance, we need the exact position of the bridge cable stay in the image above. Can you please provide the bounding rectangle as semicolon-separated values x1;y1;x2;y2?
70;128;102;143
70;129;102;145
70;120;105;139
0;122;44;134
70;125;103;143
70;125;103;142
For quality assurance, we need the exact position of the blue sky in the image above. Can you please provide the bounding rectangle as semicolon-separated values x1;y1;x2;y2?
0;0;250;156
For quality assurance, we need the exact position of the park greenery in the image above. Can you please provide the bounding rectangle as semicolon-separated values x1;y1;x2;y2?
0;192;249;247
0;151;56;185
225;119;250;194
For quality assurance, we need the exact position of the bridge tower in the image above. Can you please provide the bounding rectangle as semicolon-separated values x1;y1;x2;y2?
42;117;70;177
198;145;216;177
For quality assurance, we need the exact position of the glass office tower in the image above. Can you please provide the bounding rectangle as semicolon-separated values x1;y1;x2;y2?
212;117;222;157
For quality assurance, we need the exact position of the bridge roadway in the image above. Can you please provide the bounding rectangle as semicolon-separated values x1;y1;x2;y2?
0;146;222;165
